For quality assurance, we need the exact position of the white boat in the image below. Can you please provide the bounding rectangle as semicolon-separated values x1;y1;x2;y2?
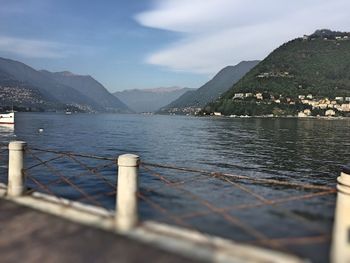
0;112;15;124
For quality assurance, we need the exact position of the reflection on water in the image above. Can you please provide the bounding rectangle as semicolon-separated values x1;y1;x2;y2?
0;123;15;136
0;113;349;262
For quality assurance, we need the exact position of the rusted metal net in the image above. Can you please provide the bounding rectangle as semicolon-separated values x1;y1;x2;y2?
23;146;117;210
0;144;336;262
139;162;336;262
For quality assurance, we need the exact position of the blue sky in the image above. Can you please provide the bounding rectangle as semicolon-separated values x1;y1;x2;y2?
1;0;349;92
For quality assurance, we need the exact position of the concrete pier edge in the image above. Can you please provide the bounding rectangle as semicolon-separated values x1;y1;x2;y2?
0;182;305;263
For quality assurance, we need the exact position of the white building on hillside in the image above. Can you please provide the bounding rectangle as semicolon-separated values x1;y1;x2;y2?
325;109;336;116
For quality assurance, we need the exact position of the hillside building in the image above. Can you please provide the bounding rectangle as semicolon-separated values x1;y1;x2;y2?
233;93;244;99
341;104;350;112
255;93;263;100
325;109;336;116
303;109;311;116
335;97;344;102
298;112;307;117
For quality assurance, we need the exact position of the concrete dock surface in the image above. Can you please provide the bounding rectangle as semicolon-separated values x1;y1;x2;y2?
0;199;198;263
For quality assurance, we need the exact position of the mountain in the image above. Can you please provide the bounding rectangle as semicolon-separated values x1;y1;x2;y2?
158;61;260;114
0;57;130;112
0;69;65;111
0;57;104;112
113;87;193;113
41;70;130;112
205;30;350;116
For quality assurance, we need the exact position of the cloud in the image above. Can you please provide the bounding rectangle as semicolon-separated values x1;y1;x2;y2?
0;35;75;59
135;0;350;74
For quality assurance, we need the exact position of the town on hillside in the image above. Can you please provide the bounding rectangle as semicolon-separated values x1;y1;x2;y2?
210;92;350;117
0;85;92;112
302;29;350;41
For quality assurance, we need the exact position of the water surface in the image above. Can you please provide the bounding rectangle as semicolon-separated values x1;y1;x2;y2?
1;113;349;262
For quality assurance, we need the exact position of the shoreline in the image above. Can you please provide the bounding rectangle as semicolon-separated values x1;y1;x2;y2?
4;111;350;120
206;114;350;120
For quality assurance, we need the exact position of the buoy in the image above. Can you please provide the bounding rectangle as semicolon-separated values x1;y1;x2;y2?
38;128;44;133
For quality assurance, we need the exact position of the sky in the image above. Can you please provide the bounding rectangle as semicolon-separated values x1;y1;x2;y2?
0;0;349;92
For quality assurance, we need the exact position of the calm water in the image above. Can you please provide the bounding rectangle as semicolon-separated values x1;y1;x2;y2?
1;113;349;262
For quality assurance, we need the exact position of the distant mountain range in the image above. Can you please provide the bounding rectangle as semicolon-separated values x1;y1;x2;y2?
0;57;130;112
113;87;193;113
41;70;129;112
158;61;260;114
0;57;261;114
206;30;350;116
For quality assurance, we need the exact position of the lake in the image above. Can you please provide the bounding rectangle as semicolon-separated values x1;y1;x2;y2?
1;112;349;262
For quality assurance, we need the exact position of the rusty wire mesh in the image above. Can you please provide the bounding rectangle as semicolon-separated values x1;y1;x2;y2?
138;162;336;262
0;144;337;262
23;146;117;210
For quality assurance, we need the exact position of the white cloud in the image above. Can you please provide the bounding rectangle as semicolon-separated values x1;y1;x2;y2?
0;36;73;59
135;0;350;74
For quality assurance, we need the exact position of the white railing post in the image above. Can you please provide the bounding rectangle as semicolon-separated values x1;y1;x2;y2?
7;141;27;197
116;154;140;231
331;166;350;263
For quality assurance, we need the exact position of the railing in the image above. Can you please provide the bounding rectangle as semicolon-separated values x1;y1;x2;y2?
24;145;118;210
139;161;338;262
0;141;349;263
